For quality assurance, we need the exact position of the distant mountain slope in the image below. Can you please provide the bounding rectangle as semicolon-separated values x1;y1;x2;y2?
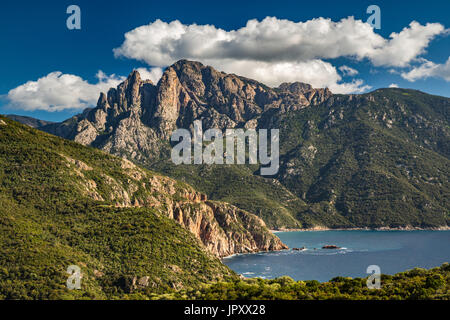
274;89;450;228
37;60;449;229
5;114;54;128
0;116;286;299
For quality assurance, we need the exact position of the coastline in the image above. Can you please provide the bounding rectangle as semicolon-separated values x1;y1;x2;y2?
221;247;289;260
270;225;450;233
222;225;450;260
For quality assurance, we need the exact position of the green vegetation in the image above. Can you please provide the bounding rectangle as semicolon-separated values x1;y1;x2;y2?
0;102;449;300
0;116;234;299
167;263;450;300
152;161;305;229
153;89;450;229
275;89;449;228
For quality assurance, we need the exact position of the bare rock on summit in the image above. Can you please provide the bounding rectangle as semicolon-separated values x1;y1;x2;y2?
41;59;332;164
74;119;99;145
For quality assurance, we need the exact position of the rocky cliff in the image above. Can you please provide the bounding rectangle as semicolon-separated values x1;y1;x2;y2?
2;116;286;261
58;148;287;258
41;60;332;164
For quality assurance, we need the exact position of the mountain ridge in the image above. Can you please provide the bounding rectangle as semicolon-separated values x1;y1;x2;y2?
10;59;450;230
5;114;54;128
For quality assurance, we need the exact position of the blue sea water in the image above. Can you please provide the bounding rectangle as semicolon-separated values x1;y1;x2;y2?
223;230;450;282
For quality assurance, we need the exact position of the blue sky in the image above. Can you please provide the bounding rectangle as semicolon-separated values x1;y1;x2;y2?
0;0;449;122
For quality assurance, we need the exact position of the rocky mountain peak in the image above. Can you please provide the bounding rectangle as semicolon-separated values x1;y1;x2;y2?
278;82;313;94
171;59;205;73
117;69;144;108
97;92;108;108
42;59;333;162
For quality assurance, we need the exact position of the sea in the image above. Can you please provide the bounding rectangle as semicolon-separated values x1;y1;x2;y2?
223;230;450;282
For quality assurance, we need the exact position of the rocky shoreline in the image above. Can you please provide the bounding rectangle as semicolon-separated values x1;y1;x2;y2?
221;225;450;259
270;225;450;233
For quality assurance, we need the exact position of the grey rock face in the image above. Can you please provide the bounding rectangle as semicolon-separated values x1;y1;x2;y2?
41;59;332;163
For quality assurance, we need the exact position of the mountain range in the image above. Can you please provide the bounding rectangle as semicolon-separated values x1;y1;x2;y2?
7;59;450;230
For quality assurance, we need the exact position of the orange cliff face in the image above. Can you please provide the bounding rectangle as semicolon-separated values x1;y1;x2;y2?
59;154;287;258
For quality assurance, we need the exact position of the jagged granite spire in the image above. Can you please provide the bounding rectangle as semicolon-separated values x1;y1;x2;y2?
41;60;332;163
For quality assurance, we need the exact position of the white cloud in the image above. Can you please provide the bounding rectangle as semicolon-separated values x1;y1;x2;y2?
115;17;444;67
6;71;125;111
135;67;164;83
332;80;372;94
389;83;399;88
401;57;450;82
113;17;445;93
209;59;370;94
368;22;445;67
5;17;446;112
339;65;359;76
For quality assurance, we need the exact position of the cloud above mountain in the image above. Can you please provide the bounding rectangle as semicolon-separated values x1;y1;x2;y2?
6;71;124;111
339;65;359;77
206;59;371;93
135;67;164;83
114;17;445;92
5;16;446;111
401;57;450;81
